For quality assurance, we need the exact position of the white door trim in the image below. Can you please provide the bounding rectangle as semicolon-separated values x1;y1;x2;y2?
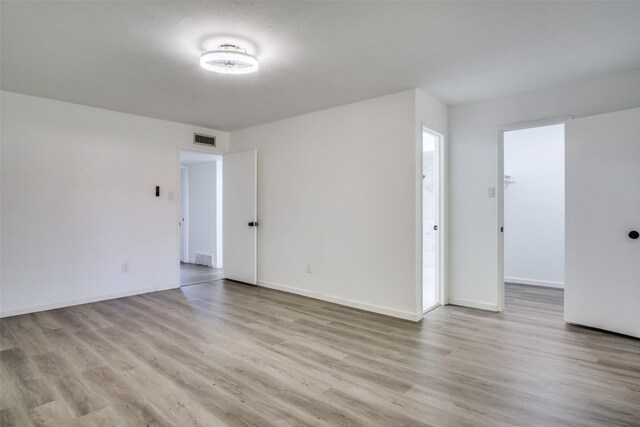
497;116;571;312
176;146;224;284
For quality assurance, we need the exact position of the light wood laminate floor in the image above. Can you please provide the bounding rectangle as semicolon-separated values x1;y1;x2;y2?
179;262;224;286
1;282;639;426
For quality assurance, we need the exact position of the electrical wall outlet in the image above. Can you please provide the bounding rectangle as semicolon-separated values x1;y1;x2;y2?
306;264;311;273
121;263;130;273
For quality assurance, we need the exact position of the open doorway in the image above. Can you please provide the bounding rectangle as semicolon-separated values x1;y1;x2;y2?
179;150;223;286
498;121;566;312
422;129;443;313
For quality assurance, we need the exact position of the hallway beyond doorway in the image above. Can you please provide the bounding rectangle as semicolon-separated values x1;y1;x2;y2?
180;263;224;286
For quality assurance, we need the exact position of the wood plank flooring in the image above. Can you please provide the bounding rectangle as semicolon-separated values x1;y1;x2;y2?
179;262;224;286
1;282;639;426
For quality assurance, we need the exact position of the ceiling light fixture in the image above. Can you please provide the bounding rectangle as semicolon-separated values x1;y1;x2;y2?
200;44;259;74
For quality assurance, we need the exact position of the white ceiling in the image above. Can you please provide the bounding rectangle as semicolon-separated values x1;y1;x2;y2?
2;1;639;131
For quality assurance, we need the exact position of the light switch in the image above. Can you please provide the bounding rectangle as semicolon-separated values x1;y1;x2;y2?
488;186;496;198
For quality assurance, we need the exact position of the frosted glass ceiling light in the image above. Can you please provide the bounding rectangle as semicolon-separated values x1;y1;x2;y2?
200;44;259;74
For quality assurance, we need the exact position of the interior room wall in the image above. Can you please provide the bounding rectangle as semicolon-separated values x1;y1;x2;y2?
230;89;447;320
448;68;640;311
186;161;217;266
0;91;228;316
504;124;565;288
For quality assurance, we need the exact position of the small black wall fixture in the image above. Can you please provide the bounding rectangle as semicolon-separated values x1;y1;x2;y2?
156;186;160;197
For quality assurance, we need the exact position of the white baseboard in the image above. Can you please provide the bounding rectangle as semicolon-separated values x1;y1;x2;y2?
505;276;564;289
447;297;498;312
0;284;178;318
257;280;422;322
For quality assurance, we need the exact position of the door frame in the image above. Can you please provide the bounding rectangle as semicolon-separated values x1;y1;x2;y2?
419;127;446;314
176;147;224;284
497;116;571;312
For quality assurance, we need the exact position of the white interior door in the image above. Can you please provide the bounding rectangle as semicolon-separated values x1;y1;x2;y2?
565;107;640;338
422;130;440;312
223;149;258;284
179;166;188;263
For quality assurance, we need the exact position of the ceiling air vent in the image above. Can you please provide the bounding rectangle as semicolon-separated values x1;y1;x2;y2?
193;133;216;147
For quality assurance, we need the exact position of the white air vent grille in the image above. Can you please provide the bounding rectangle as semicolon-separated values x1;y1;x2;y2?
194;133;216;147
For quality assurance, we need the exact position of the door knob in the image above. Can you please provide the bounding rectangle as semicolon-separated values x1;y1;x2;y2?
629;230;639;240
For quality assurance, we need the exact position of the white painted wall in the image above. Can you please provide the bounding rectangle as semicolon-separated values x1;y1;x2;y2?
230;90;447;320
504;124;565;288
448;68;640;310
0;91;228;316
186;161;217;266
